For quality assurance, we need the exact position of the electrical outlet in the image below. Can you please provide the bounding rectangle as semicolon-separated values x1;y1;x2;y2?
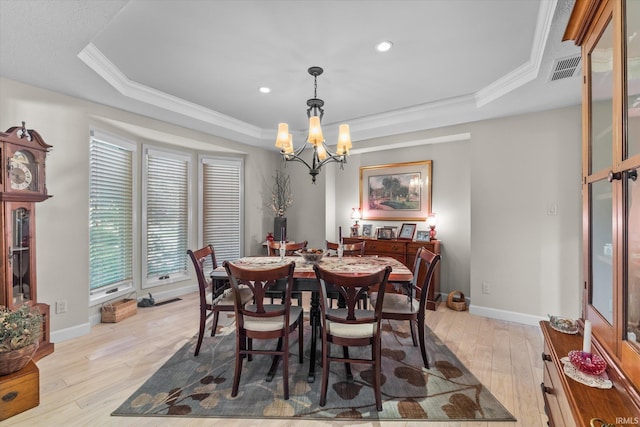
55;300;67;314
482;283;490;294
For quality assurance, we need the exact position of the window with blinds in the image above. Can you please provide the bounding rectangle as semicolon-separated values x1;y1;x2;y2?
201;157;243;267
143;147;191;287
89;132;136;304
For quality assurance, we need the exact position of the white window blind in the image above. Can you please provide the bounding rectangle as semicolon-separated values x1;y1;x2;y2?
144;148;191;286
202;157;243;264
89;135;134;295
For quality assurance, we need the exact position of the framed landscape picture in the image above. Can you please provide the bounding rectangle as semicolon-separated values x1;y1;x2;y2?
360;160;432;221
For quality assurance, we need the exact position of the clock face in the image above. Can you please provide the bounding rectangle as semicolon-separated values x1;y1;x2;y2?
9;151;36;191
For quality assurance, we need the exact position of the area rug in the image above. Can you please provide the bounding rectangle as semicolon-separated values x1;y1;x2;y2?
113;318;515;421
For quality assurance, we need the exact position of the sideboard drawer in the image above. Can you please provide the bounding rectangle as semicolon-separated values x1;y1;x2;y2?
542;341;575;427
364;240;405;254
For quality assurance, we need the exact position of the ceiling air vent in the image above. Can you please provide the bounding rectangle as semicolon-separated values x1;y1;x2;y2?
549;55;582;81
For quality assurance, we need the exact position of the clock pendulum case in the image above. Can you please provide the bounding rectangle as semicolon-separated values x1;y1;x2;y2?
0;122;54;360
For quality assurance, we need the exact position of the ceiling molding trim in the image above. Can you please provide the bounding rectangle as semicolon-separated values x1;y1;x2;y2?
350;132;471;155
346;93;476;131
474;0;558;107
78;43;263;139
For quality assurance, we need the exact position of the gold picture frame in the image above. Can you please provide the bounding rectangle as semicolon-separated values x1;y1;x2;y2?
360;160;432;221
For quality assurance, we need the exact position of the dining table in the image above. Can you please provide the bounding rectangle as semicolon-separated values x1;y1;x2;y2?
212;255;413;382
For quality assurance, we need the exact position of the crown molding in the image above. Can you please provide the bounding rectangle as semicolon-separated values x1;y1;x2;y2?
78;0;557;147
78;43;263;140
475;0;557;107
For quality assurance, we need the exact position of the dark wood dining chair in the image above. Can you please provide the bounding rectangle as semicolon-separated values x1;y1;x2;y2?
313;263;392;411
325;240;366;256
266;240;309;256
187;245;253;356
369;246;441;368
325;240;367;308
265;240;308;305
223;260;304;400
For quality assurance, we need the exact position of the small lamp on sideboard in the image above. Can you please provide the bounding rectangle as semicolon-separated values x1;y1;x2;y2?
427;213;437;240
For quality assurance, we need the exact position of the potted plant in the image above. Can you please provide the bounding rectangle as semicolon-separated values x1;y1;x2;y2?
0;305;42;375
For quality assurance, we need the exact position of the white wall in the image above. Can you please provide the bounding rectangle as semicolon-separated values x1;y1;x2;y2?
333;134;471;302
470;107;583;322
1;76;583;343
330;106;582;324
0;77;279;341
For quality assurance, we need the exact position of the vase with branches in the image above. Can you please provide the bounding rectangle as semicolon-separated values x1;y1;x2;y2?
269;170;293;217
268;170;293;241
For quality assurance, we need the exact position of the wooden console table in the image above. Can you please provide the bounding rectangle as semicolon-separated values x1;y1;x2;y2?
540;321;640;426
343;237;441;310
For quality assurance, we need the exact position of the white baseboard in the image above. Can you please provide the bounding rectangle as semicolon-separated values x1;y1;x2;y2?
136;283;198;307
51;322;92;343
469;303;546;326
55;283;199;343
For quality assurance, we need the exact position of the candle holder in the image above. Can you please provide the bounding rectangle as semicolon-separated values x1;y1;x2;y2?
568;350;607;376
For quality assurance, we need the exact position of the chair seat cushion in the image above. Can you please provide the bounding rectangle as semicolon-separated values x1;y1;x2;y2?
243;305;303;332
206;286;253;306
370;292;419;314
325;308;376;338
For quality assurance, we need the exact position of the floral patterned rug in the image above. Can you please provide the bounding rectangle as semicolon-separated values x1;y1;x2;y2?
112;317;515;421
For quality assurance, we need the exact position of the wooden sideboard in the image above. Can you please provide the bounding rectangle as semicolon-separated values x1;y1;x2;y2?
343;237;441;310
540;321;640;426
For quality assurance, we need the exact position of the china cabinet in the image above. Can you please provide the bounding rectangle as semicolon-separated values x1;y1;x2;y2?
0;123;53;360
539;0;640;425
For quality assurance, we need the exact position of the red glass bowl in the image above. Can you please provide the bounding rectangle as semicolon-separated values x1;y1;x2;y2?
568;350;607;376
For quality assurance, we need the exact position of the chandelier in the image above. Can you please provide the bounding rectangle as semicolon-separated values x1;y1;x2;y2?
275;66;352;183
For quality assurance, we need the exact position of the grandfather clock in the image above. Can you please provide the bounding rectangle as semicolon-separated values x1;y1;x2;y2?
0;122;53;360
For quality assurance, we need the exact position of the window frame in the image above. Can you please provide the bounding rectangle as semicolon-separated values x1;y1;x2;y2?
198;155;244;267
88;129;138;306
142;145;192;289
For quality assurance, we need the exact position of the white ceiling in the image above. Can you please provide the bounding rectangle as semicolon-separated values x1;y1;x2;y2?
0;0;581;151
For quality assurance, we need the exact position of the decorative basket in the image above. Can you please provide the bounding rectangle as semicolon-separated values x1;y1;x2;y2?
0;342;38;376
101;298;137;323
447;291;467;311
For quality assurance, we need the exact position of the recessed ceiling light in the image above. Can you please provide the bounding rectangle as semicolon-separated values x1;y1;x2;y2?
376;41;393;52
259;87;271;93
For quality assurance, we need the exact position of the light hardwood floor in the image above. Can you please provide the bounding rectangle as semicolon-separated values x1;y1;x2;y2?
6;292;548;426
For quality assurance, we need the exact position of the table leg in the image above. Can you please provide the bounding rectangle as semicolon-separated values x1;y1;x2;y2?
307;291;320;382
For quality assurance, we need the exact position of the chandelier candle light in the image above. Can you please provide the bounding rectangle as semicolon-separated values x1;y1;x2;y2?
275;66;352;183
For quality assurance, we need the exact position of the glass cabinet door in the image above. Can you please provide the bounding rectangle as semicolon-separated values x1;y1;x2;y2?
626;168;640;348
2;202;36;308
588;16;615;325
590;179;614;323
624;0;640;350
10;206;32;305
